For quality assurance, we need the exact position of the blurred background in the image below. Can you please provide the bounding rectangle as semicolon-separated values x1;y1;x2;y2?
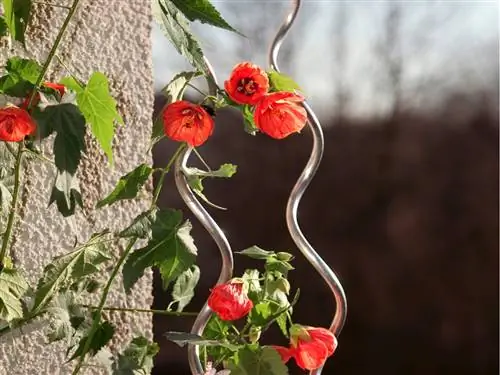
151;1;499;374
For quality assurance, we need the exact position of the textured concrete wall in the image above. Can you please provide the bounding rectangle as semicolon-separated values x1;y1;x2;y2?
0;1;154;374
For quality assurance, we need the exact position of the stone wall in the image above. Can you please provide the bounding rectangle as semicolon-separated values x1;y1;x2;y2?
0;1;154;374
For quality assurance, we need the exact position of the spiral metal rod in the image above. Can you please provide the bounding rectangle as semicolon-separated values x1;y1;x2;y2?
268;1;348;374
174;57;234;375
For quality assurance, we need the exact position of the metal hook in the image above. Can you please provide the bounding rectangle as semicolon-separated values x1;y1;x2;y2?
174;57;234;375
268;1;348;374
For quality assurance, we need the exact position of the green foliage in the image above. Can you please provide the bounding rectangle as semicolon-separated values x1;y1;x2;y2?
169;265;200;312
2;0;32;45
61;72;123;163
165;331;237;350
0;16;9;37
267;71;301;93
45;292;86;343
186;163;237;209
242;105;258;135
122;209;197;293
111;336;159;375
169;0;240;35
96;164;153;208
227;345;289;375
31;233;111;313
153;0;207;73
33;103;86;216
69;320;115;361
0;266;28;322
237;246;274;260
0;57;41;97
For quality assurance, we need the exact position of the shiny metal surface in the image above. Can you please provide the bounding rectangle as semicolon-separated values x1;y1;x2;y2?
174;57;234;375
268;0;348;374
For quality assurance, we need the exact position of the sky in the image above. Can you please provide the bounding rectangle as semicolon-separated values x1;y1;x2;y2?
152;0;498;119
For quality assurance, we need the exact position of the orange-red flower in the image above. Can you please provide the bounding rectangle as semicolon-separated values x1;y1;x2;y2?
274;325;338;370
224;62;269;105
0;106;37;142
253;91;307;139
21;82;66;109
207;279;253;321
162;101;214;147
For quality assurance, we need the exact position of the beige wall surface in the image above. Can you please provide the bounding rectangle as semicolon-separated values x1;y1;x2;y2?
0;1;154;373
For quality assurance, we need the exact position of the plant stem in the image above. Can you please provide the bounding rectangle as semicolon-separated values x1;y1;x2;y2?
187;83;209;97
151;143;186;207
192;148;211;172
71;238;136;375
83;305;199;317
0;142;24;265
27;0;82;108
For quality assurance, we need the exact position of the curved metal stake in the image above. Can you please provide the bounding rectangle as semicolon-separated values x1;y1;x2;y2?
174;57;234;375
268;1;348;374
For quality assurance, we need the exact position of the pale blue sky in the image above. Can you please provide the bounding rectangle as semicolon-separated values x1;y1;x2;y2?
152;0;498;118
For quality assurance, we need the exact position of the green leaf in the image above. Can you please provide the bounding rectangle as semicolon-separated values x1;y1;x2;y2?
69;320;115;361
267;70;301;93
45;292;86;343
169;0;240;34
170;265;200;312
112;336;159;375
153;0;207;73
242;269;261;302
0;267;28;322
96;164;153;208
0;57;41;97
152;71;202;142
61;72;123;163
237;246;274;260
248;301;273;327
202;315;234;364
185;163;237;211
33;103;86;215
48;182;83;217
2;0;32;45
185;163;237;179
0;16;9;37
227;345;289;375
242;105;258;135
119;209;159;239
32;233;111;313
165;332;237;350
122;209;197;293
265;257;294;277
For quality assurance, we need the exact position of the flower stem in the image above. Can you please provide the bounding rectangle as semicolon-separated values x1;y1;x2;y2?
152;143;186;207
83;305;199;317
71;238;136;375
27;0;82;108
0;142;24;266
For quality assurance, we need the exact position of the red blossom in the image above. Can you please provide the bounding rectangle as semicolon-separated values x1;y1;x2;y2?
276;325;338;371
271;345;293;364
224;62;269;105
162;101;214;147
253;91;307;139
21;82;66;109
207;279;253;321
0;106;37;142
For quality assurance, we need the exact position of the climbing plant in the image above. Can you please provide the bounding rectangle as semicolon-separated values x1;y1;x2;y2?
0;0;339;374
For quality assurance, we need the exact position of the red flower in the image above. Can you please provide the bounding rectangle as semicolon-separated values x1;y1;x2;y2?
21;82;66;109
271;346;293;364
0;106;37;142
253;91;307;139
162;101;214;147
224;62;269;105
285;325;338;370
207;279;253;321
